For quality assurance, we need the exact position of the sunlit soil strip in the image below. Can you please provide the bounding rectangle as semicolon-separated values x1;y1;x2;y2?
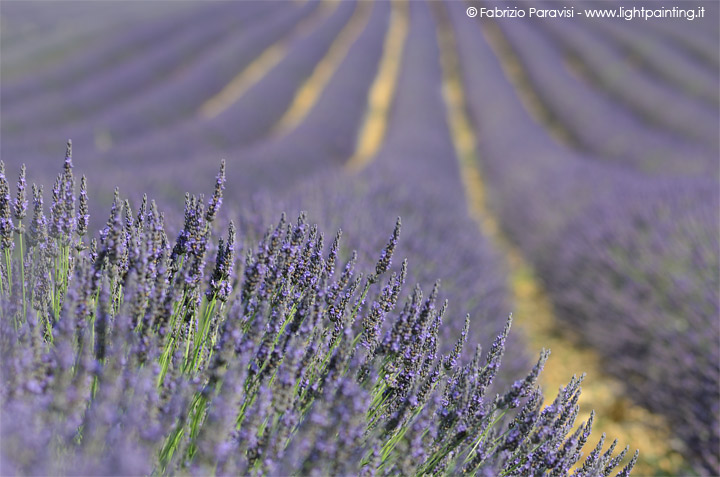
432;4;684;475
274;1;373;135
476;17;579;149
345;0;408;173
199;0;338;120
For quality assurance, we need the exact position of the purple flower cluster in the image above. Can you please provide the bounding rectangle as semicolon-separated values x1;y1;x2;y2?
0;150;635;476
0;163;14;253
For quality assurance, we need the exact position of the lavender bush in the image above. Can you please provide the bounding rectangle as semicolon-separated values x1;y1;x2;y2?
0;146;636;476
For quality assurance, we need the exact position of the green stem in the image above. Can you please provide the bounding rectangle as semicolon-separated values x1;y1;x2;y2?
0;249;4;297
205;302;225;365
157;288;188;387
4;247;16;331
463;409;509;465
5;248;12;296
18;225;26;322
189;296;216;374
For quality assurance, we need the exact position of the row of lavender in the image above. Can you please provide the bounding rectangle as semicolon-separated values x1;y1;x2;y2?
0;2;186;84
534;2;719;154
81;0;391;223
0;0;398;263
494;9;717;177
0;146;635;474
453;2;718;473
2;1;328;191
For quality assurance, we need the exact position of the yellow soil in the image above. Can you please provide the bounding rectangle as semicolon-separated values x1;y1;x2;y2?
199;0;339;120
345;0;409;173
433;3;685;475
274;1;373;135
478;18;577;148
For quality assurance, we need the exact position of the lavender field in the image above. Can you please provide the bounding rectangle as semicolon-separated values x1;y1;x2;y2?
1;1;718;475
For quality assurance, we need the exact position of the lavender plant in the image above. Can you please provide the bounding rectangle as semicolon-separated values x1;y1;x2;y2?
0;145;635;476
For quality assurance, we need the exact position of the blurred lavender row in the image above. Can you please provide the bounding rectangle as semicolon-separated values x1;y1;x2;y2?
534;3;719;150
2;2;314;158
452;2;719;473
4;3;272;132
1;2;208;104
62;0;389;224
583;12;719;105
495;16;717;177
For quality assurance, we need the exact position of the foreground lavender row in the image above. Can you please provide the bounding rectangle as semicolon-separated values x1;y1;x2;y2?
0;149;636;476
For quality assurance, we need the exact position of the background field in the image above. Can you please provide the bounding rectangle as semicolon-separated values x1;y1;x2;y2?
1;0;718;475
